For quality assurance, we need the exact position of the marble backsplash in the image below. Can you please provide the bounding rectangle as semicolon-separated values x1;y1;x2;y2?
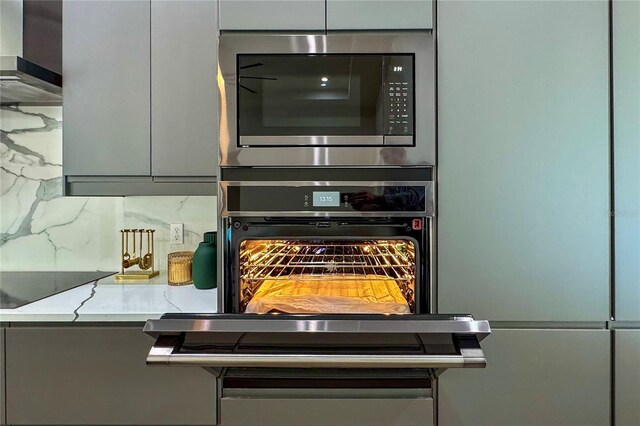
0;106;216;271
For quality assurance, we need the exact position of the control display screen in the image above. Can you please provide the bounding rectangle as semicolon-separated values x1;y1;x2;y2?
313;191;340;207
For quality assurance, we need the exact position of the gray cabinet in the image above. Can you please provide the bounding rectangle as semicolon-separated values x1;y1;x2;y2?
221;392;433;426
219;0;325;31
439;328;610;426
63;0;151;176
614;0;640;321
1;327;5;426
151;0;218;177
437;0;610;322
616;330;640;426
63;0;217;195
5;327;216;425
327;0;432;30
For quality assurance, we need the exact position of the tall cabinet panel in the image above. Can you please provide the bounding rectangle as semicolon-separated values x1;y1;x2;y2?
327;0;432;30
151;0;218;177
613;0;640;321
439;329;610;426
1;327;5;426
437;0;609;321
616;330;640;426
63;0;150;176
219;0;325;31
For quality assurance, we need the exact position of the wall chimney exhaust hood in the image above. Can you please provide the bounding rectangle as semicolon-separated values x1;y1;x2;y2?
1;0;62;105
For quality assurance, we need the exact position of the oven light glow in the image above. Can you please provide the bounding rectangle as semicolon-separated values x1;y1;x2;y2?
320;83;327;87
321;77;328;82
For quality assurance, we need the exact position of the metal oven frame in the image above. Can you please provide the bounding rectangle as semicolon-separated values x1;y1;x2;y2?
218;33;435;167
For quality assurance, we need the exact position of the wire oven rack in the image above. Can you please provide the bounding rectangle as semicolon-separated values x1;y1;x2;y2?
238;240;416;311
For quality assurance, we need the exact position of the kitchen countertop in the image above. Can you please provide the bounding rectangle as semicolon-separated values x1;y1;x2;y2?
0;272;217;323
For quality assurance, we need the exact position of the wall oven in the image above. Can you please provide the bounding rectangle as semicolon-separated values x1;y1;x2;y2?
144;31;488;426
218;33;435;167
145;170;489;424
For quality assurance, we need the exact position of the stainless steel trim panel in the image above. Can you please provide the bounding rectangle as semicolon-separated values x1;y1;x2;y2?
384;135;413;146
240;136;385;147
219;33;435;167
144;317;490;339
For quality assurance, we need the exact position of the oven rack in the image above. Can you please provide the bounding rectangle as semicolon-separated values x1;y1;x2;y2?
240;240;415;277
238;240;416;311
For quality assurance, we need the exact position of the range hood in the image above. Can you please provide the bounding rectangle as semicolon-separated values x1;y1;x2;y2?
0;0;62;105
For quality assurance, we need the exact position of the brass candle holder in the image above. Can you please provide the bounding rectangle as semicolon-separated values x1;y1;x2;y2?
115;229;160;281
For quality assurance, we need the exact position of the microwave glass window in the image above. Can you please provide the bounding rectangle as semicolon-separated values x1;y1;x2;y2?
237;54;414;143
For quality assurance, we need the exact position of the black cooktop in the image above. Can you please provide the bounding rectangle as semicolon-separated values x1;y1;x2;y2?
0;271;116;309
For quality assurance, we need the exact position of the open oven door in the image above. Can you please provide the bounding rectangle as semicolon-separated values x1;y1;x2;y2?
144;314;490;378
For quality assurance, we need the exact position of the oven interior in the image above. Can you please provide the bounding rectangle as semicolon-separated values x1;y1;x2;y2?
238;239;416;314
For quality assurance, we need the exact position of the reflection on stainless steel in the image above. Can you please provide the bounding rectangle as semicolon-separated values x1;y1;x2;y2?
239;136;385;146
147;352;486;369
144;315;490;370
238;240;416;313
144;316;491;338
218;180;435;217
219;33;435;167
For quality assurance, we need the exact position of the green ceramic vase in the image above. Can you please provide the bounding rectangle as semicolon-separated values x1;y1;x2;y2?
192;232;217;290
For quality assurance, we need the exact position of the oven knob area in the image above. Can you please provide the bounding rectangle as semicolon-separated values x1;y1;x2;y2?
233;221;242;229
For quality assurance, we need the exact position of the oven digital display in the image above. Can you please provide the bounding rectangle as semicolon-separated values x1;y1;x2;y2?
312;191;340;207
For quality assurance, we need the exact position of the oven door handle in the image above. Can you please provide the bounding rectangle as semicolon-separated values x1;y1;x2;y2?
146;337;486;369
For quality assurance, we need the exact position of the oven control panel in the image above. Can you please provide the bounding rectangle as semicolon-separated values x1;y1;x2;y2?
226;185;428;213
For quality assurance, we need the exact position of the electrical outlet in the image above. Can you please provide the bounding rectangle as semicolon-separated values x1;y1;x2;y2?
170;223;184;244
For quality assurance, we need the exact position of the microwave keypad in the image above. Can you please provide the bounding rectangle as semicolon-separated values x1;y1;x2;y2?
385;75;413;140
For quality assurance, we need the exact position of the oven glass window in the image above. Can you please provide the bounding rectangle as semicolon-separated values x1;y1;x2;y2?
238;239;416;314
237;54;414;144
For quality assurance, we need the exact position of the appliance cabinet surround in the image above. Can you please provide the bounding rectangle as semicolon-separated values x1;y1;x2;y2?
615;329;640;425
437;0;609;322
438;328;611;426
5;327;217;425
62;0;217;196
218;0;433;31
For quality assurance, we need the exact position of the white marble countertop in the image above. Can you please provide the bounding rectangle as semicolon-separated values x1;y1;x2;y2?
0;272;217;322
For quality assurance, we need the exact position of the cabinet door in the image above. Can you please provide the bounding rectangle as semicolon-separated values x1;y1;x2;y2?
221;395;433;426
327;0;432;30
616;330;640;426
5;327;216;425
614;0;640;321
219;0;325;31
437;0;609;321
63;0;150;176
151;0;218;177
0;327;5;426
439;329;610;426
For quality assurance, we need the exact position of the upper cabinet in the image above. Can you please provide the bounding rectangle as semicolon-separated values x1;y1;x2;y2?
437;0;609;321
219;0;325;31
63;0;151;177
63;0;217;195
151;0;218;177
327;0;432;30
218;0;431;31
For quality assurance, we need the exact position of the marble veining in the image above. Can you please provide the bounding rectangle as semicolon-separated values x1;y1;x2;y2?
0;106;217;271
0;273;217;322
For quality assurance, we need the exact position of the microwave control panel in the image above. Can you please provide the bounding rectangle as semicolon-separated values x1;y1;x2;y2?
384;56;414;139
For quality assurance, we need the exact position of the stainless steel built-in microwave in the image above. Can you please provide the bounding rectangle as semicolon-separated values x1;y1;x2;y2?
218;33;435;167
